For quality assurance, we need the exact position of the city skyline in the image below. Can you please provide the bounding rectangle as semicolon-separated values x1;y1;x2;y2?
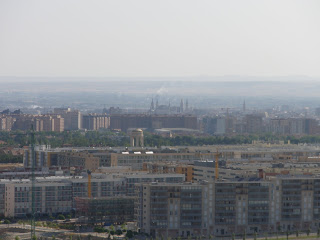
2;1;320;239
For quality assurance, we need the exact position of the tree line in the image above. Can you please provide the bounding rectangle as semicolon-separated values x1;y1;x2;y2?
2;130;320;149
0;130;129;148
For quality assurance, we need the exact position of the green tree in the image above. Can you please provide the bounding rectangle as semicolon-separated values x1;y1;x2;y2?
94;226;105;233
126;230;134;239
121;223;127;231
109;225;115;232
57;214;65;220
243;230;246;240
116;229;123;235
3;219;10;225
306;227;310;236
276;225;281;239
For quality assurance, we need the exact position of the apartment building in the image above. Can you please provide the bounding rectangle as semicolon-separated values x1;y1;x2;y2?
125;173;185;196
143;162;194;182
53;108;81;130
268;118;320;135
245;114;264;133
23;146;100;170
75;196;135;224
11;114;64;132
23;146;208;170
22;144;320;171
192;160;231;182
135;181;213;238
270;176;320;231
0;115;14;131
202;117;235;135
111;151;200;170
110;114;197;132
82;114;110;130
57;152;100;171
135;176;320;238
1;178;73;218
23;145;54;168
214;180;269;236
0;173;185;218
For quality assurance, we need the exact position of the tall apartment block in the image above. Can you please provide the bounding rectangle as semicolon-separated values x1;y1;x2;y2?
38;115;64;132
10;114;64;132
0;115;14;131
53;108;81;130
135;181;213;238
135;176;320;238
268;118;320;135
82;114;110;130
110;114;197;132
245;114;263;133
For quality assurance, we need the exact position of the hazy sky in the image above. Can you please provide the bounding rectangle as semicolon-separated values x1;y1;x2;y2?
0;0;319;78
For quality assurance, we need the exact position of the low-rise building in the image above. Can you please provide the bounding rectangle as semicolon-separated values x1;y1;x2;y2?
143;162;193;182
57;152;100;171
111;151;200;170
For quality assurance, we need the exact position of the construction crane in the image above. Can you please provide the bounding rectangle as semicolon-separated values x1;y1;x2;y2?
30;125;36;239
87;170;92;198
215;149;219;180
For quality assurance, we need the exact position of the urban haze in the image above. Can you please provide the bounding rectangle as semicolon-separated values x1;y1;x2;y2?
1;1;320;240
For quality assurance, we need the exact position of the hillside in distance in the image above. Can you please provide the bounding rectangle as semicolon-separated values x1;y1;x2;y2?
0;76;320;98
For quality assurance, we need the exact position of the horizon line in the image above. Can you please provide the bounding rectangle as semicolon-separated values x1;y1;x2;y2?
0;75;319;82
